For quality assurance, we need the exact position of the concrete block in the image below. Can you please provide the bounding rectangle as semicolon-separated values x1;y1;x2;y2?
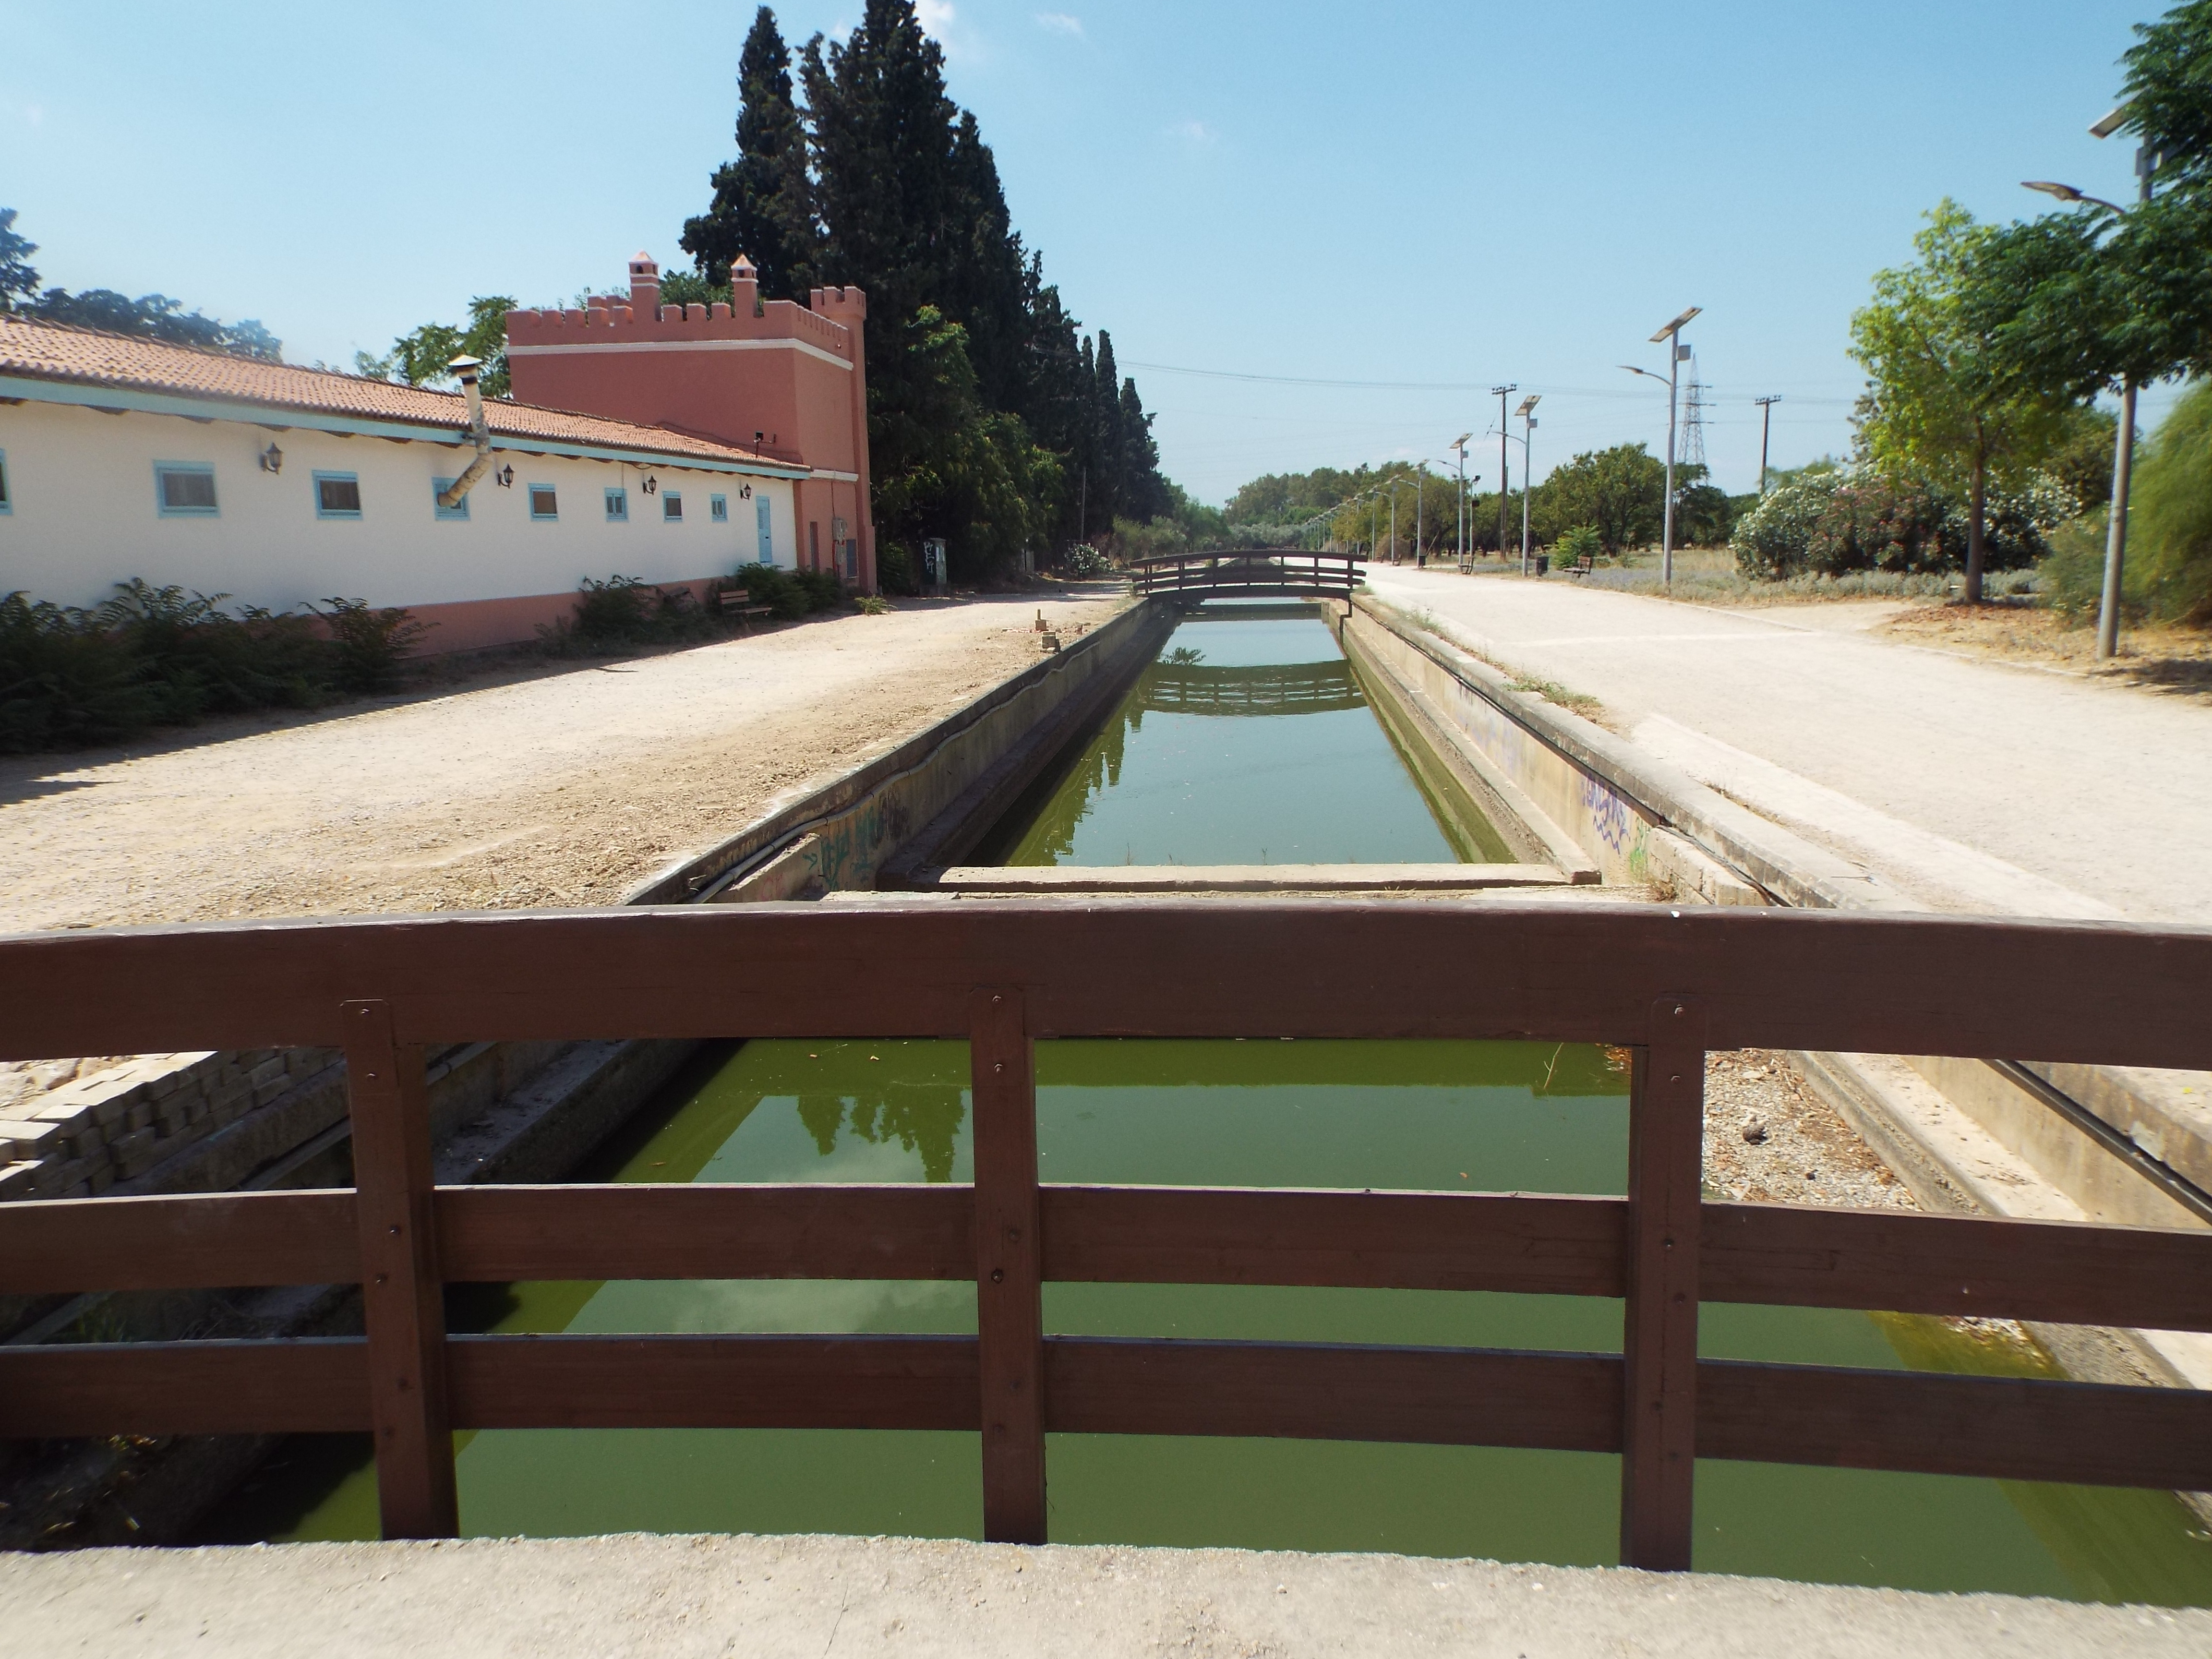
0;1161;36;1201
70;1127;103;1160
87;1166;113;1194
56;1156;90;1189
0;1119;65;1158
28;1103;92;1132
247;1057;288;1092
125;1102;154;1132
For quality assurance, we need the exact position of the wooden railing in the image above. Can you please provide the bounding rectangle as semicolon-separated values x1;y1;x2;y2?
1129;551;1363;600
1;899;2209;1570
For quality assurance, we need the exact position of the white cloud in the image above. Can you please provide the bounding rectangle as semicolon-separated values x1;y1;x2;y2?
916;0;956;39
1035;11;1083;35
1170;119;1214;144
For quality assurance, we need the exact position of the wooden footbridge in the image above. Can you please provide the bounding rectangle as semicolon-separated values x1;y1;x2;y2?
1129;550;1363;602
0;902;2208;1571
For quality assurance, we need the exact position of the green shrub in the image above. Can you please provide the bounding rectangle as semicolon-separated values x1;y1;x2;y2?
876;543;916;596
2121;381;2212;625
545;576;718;653
0;580;431;753
1064;543;1114;578
858;594;889;615
1555;525;1602;565
793;568;847;612
1731;469;2052;580
314;598;434;694
731;563;809;620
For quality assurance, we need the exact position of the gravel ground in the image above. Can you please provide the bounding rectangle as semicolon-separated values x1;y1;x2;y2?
0;588;1122;935
1703;1048;1917;1211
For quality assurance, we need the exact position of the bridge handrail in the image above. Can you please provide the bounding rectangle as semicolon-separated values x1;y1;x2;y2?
0;900;2205;1563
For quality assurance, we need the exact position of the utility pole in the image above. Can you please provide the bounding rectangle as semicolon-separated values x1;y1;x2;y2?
1415;464;1425;567
1389;484;1397;566
1491;385;1516;558
1753;396;1781;495
1516;394;1541;574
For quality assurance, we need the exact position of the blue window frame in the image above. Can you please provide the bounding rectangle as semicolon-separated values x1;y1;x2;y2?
710;493;727;522
0;448;11;515
605;487;628;521
756;494;774;565
663;491;683;522
154;462;218;518
431;478;469;521
529;484;559;520
313;471;363;520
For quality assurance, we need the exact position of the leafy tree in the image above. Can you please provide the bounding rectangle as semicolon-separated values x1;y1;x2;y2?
0;208;38;312
1532;444;1666;553
2116;379;2212;622
680;6;821;301
1849;201;2072;601
355;295;515;398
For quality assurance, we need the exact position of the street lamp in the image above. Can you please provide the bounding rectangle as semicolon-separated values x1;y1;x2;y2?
1491;385;1516;557
2020;105;2154;660
1622;305;1701;585
1515;395;1541;574
1450;433;1472;566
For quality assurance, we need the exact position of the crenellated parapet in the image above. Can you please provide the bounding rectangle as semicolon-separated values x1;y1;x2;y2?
503;253;856;360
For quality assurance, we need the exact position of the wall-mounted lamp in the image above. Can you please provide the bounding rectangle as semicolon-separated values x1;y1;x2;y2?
642;476;659;495
258;442;283;474
495;464;515;489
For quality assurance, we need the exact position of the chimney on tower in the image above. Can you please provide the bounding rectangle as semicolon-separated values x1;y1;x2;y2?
628;252;661;314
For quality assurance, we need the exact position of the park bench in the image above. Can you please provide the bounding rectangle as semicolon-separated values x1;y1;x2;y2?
1566;554;1595;578
718;590;777;629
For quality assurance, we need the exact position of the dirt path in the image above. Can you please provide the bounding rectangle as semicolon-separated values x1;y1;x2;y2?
1363;566;2212;924
0;589;1123;934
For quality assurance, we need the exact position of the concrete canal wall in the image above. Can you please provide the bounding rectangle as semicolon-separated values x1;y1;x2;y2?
1352;587;2212;1422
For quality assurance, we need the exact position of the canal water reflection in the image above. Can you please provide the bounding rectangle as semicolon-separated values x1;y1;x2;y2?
216;1038;2212;1606
984;607;1513;866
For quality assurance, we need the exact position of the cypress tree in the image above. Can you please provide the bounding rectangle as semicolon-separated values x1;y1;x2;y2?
682;0;1172;571
680;7;820;300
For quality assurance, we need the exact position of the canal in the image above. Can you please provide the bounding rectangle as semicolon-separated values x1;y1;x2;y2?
202;603;2212;1605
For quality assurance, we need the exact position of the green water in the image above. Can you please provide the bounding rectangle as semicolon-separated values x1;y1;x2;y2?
986;607;1511;866
208;1038;2212;1605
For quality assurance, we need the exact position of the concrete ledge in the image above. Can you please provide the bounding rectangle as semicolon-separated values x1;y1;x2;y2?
934;863;1570;893
7;1533;2203;1658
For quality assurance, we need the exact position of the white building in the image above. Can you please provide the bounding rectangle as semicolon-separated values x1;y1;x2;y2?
0;316;814;651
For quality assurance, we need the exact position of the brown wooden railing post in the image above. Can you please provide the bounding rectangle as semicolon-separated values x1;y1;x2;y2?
1620;995;1706;1571
344;998;457;1540
971;985;1046;1543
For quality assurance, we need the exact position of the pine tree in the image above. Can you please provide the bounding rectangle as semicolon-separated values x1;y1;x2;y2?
680;7;820;300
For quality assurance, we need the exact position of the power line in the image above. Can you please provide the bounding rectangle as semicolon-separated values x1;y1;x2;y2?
1127;359;1855;406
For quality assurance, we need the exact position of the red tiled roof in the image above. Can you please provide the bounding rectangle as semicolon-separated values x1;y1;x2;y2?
0;315;791;470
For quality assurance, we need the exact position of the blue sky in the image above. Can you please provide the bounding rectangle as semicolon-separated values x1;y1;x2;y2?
0;1;2168;502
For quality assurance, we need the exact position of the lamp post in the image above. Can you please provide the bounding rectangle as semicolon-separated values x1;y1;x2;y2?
1753;396;1781;495
1515;395;1541;574
1451;433;1472;566
1415;462;1427;568
2022;106;2155;660
1621;306;1701;585
1491;385;1516;558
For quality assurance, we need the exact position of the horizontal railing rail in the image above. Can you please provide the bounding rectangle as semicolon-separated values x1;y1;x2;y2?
1127;551;1364;599
0;899;2207;1568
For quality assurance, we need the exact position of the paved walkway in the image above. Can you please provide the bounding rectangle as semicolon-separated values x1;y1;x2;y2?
4;1533;2202;1658
1362;568;2212;925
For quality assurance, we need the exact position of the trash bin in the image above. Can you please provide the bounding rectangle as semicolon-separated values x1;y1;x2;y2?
1535;554;1550;577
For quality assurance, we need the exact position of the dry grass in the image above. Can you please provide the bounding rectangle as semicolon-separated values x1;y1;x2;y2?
1880;601;2212;697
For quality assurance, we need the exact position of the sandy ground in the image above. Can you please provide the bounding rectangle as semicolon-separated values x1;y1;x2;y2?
1363;565;2212;924
0;589;1122;935
12;1532;2206;1659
